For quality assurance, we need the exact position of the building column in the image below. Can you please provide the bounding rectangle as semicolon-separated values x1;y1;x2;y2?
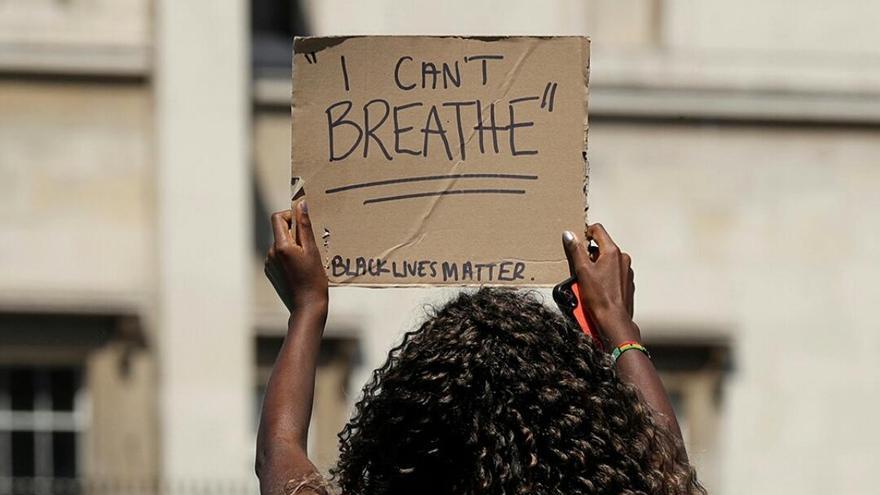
155;0;252;488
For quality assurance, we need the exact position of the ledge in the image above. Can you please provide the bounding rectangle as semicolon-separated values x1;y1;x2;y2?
255;73;880;125
0;42;151;77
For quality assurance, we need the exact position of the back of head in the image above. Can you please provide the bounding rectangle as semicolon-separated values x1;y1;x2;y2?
332;288;700;494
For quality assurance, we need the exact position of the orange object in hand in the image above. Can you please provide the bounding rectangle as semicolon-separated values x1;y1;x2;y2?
552;275;603;350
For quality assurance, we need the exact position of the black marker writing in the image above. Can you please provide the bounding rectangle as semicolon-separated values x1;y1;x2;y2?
340;55;350;91
393;102;423;155
326;98;542;162
394;56;416;90
326;100;362;161
363;99;392;160
508;96;539;156
331;256;526;282
421;105;453;160
465;55;504;85
395;54;504;90
442;100;478;160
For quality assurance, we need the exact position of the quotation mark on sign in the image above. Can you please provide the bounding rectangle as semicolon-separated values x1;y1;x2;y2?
304;51;318;64
540;82;558;112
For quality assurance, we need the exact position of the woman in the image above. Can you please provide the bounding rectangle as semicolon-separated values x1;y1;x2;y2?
256;203;704;494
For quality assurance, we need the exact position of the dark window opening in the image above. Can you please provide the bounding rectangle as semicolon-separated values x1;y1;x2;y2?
252;0;311;76
0;366;83;488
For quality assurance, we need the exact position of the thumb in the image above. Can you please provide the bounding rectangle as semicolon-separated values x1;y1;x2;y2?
294;200;318;251
562;230;590;277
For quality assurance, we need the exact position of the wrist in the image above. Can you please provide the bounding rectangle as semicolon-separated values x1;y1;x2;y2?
290;298;328;322
292;290;329;312
604;326;642;349
592;308;641;348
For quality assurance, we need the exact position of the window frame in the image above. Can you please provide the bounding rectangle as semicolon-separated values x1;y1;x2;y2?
0;366;89;492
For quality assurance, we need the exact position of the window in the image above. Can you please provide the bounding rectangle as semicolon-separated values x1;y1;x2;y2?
252;0;311;76
0;367;85;495
652;342;730;492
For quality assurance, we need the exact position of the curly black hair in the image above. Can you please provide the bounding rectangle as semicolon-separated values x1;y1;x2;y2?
329;288;704;495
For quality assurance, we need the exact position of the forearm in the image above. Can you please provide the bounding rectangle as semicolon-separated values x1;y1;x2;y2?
256;303;328;488
596;311;686;451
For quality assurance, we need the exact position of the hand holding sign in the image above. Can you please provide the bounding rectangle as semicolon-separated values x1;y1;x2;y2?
291;36;590;286
265;204;329;312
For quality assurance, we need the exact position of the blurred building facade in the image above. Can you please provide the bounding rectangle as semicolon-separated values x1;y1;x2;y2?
1;1;879;494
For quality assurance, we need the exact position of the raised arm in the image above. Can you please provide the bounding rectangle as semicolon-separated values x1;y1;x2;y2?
256;203;329;495
562;224;686;450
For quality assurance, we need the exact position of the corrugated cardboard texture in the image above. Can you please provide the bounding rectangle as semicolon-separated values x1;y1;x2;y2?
291;36;590;286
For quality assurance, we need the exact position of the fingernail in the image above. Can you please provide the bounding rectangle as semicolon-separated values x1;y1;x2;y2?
562;231;576;245
300;201;308;214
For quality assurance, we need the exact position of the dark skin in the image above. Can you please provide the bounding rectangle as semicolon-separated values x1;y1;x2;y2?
256;203;329;495
255;205;686;493
562;225;685;444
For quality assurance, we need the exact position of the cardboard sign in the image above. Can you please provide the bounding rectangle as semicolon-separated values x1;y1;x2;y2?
291;36;590;286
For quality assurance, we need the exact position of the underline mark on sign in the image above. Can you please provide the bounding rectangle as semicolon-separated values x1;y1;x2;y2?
363;188;526;205
326;173;538;194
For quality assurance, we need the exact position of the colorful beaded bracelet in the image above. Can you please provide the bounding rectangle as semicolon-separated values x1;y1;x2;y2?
611;340;650;363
